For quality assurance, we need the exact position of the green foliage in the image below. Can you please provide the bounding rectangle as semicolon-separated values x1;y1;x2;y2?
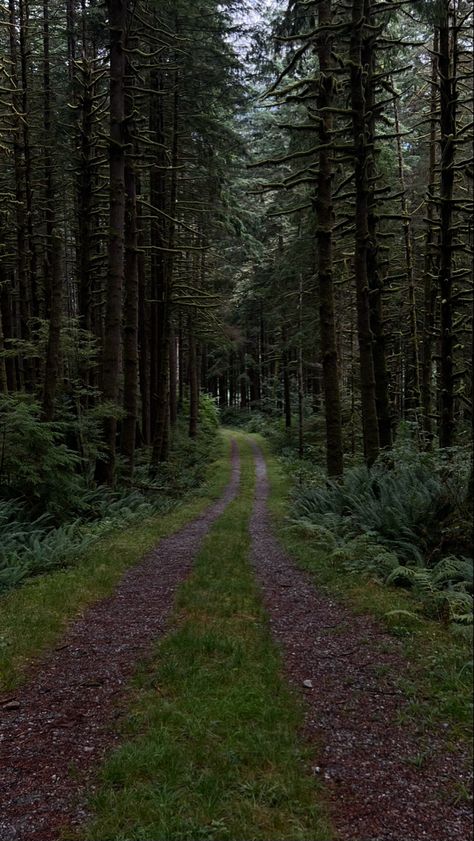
0;514;92;591
197;393;220;433
259;434;472;738
0;395;83;518
331;536;401;580
0;393;220;595
135;396;220;498
220;407;261;428
294;443;467;560
387;557;473;624
221;408;293;448
291;437;473;625
412;0;448;26
0;436;230;692
0;492;172;594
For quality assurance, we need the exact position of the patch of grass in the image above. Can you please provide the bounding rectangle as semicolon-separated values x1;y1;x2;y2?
82;435;332;841
0;435;230;693
256;435;473;744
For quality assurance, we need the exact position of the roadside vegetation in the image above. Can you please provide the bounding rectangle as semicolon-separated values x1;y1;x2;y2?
0;394;219;594
244;429;473;741
0;418;227;693
292;434;472;627
226;411;473;627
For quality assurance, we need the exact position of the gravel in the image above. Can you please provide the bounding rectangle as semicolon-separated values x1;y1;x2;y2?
249;442;472;841
0;441;240;841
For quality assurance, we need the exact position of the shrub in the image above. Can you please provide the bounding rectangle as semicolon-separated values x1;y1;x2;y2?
0;395;85;519
198;393;220;432
0;392;220;595
386;556;473;623
293;451;465;564
291;439;473;624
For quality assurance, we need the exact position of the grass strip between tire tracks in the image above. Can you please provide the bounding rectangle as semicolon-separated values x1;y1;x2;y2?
82;434;332;841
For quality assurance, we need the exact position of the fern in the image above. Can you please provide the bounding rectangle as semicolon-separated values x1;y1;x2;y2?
385;609;422;622
431;556;473;591
291;442;472;626
386;562;473;624
0;395;219;594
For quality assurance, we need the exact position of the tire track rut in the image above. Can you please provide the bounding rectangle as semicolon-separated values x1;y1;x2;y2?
0;440;240;841
249;442;472;841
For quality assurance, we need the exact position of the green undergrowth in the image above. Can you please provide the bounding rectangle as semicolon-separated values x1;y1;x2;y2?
256;435;473;744
291;436;472;626
81;436;332;841
0;393;220;593
0;434;230;693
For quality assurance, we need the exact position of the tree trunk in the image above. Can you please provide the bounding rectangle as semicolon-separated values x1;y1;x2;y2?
350;0;380;466
151;71;179;466
77;59;94;331
364;0;392;449
169;330;178;428
137;185;150;444
178;310;184;411
42;0;55;321
219;373;227;409
297;274;304;459
0;304;7;395
0;284;16;392
393;82;420;414
315;0;344;476
467;273;473;521
9;0;31;390
283;326;292;429
240;346;247;409
65;0;75;83
421;32;439;445
41;235;63;421
96;0;126;484
189;318;199;439
228;350;235;407
41;0;62;423
121;57;139;475
149;68;166;439
438;2;457;449
18;0;38;328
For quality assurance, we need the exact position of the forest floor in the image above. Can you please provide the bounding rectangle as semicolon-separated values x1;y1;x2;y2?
0;432;472;841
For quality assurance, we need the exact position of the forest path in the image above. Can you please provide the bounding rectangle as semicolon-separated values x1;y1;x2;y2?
1;436;471;841
0;440;241;841
249;441;472;841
